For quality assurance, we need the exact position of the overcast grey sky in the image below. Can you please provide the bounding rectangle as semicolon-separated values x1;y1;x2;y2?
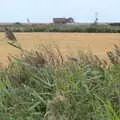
0;0;119;23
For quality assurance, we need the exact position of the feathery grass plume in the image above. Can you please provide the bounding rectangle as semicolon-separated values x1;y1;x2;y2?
4;27;23;51
107;51;117;64
114;44;120;56
4;27;16;41
18;46;64;66
68;57;78;62
106;44;120;64
76;50;107;67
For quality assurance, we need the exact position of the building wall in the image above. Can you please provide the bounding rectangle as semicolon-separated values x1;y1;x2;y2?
53;18;74;24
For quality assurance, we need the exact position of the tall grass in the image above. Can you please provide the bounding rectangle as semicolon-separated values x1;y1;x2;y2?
0;42;119;120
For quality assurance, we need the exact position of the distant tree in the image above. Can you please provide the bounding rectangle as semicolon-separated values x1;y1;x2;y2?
94;12;99;25
27;18;30;23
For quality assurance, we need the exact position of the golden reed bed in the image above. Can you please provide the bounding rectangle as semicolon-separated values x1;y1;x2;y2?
0;32;120;66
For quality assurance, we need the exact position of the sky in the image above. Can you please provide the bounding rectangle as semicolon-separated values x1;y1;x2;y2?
0;0;120;23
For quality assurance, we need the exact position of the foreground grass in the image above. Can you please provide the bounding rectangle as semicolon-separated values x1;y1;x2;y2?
0;45;119;120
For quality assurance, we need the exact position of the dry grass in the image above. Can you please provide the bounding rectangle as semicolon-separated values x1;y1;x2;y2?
0;32;120;66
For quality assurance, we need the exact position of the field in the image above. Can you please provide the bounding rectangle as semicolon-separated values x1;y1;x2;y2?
0;32;120;65
0;32;119;120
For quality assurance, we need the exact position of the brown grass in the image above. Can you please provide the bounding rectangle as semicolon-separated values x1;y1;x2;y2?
0;32;120;66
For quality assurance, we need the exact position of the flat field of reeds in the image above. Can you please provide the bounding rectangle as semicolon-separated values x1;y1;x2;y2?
0;32;120;65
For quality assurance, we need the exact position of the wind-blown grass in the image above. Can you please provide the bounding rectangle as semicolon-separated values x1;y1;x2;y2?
0;42;119;120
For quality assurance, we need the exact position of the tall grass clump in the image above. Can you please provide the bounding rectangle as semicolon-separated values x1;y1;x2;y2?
0;41;119;120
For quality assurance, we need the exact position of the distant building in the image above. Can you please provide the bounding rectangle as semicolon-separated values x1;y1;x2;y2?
53;17;74;24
